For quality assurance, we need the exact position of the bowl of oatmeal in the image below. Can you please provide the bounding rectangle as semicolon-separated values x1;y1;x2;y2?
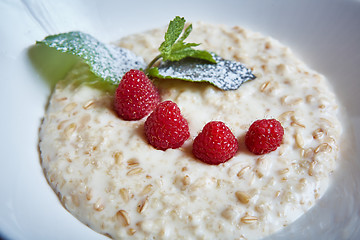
0;0;360;240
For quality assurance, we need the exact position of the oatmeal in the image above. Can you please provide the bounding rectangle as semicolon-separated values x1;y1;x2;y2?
39;22;342;239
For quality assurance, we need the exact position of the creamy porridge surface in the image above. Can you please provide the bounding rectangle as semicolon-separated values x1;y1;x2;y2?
39;22;342;239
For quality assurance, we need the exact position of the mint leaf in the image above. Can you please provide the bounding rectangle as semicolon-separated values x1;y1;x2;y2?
159;16;186;60
37;31;146;89
178;24;192;42
61;62;118;92
148;53;256;90
151;16;216;68
167;42;199;61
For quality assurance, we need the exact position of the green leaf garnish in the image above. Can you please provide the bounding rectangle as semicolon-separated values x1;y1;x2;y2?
37;31;146;90
159;17;187;59
146;16;256;90
36;16;256;92
148;53;256;90
146;16;216;71
60;62;118;92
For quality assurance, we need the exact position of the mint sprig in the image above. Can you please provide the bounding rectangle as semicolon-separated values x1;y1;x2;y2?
146;16;256;90
146;16;216;71
36;16;256;92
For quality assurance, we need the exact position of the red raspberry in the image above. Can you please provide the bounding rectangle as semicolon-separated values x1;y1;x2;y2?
193;121;238;165
114;69;161;120
144;101;190;150
245;119;284;155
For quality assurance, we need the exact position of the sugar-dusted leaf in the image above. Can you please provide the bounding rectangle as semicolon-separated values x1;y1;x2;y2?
60;62;118;93
148;53;256;90
37;31;146;89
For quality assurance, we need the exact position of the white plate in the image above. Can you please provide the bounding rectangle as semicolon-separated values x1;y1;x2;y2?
1;0;359;239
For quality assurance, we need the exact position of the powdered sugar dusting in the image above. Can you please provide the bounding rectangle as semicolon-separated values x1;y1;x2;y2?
39;31;146;85
152;53;256;90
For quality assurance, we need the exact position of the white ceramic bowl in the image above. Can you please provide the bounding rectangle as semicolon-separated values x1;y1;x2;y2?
1;0;359;239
